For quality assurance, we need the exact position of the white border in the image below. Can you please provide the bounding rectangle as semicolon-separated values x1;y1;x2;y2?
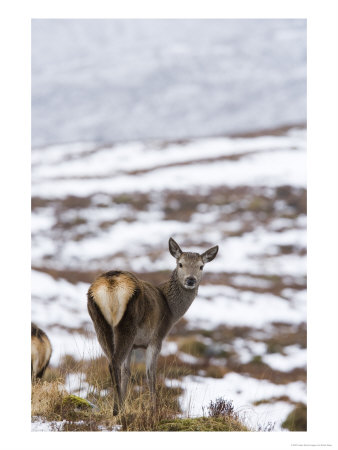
1;1;337;449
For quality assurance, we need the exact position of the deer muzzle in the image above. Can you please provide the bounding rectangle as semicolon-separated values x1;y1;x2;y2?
185;276;197;289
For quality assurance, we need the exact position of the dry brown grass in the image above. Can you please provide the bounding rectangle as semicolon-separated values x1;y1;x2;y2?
228;360;307;385
31;380;65;419
32;347;250;432
31;355;183;431
178;336;208;357
31;372;251;431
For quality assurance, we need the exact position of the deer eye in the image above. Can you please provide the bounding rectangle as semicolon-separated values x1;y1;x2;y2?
179;263;183;268
200;265;204;270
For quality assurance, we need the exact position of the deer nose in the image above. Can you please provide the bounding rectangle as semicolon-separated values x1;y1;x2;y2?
185;277;196;287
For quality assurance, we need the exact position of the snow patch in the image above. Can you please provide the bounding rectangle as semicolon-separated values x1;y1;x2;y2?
166;372;306;431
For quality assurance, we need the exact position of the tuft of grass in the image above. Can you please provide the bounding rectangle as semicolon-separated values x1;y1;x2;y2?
178;337;208;357
204;365;227;379
155;416;248;431
282;403;307;431
266;342;284;354
156;355;197;379
156;397;248;431
59;354;82;373
62;395;96;411
80;356;112;391
250;355;263;364
257;422;275;432
253;395;293;406
31;380;65;420
207;398;237;418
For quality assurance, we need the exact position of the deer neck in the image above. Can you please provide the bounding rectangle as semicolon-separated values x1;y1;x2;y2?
161;269;198;321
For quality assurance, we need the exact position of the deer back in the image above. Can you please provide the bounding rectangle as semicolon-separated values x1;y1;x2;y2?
31;323;52;378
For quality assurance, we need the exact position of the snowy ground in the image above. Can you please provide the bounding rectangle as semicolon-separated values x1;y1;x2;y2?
31;416;122;432
166;373;306;432
31;126;306;431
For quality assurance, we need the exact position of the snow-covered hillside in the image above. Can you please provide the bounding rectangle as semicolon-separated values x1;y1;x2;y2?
31;126;306;431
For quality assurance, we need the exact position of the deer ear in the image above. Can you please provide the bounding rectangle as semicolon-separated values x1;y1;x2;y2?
201;245;219;264
169;237;182;259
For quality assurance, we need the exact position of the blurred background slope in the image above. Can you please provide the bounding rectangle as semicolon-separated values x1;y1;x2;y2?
32;19;306;147
31;19;307;432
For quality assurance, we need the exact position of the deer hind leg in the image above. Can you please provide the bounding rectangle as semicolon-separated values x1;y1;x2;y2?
121;350;132;400
110;326;137;415
36;362;48;380
146;343;161;409
88;293;124;412
36;349;52;380
88;295;122;414
31;362;38;382
31;360;38;381
31;352;42;382
108;363;121;416
87;292;115;361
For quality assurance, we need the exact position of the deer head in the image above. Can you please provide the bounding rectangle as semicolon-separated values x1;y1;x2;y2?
169;237;218;290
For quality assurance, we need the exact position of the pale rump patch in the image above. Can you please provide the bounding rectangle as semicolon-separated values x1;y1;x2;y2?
31;335;52;377
92;274;136;327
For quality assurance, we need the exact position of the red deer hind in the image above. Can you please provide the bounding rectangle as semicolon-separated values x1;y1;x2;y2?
87;237;218;414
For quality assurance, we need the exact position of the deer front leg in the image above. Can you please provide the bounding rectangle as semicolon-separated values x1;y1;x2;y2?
146;343;161;409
